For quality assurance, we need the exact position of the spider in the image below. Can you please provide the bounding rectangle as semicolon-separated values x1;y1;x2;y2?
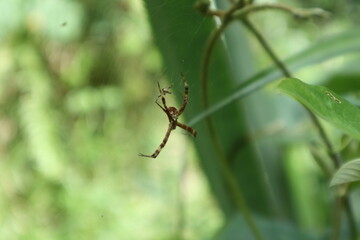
139;73;197;158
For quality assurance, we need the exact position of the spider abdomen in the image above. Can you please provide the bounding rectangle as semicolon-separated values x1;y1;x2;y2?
168;107;179;120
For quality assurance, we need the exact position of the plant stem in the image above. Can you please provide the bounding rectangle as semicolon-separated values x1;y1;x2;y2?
231;3;330;20
332;196;342;240
200;12;264;240
344;197;358;240
201;23;230;110
307;112;341;168
242;19;291;78
205;116;264;240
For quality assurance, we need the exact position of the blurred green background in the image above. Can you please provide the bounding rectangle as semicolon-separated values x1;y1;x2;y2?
0;0;221;239
1;0;360;239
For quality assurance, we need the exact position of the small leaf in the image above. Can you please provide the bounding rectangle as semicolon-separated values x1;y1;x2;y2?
277;78;360;140
330;159;360;187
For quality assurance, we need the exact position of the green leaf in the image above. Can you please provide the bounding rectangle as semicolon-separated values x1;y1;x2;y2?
330;159;360;187
277;78;360;140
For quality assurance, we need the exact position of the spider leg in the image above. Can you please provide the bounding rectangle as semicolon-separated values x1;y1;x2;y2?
138;122;176;158
157;81;162;95
160;93;168;109
176;122;197;137
154;88;169;111
177;72;188;116
155;97;173;122
155;98;166;112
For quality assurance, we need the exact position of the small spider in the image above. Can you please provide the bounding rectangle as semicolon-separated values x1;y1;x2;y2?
139;73;197;158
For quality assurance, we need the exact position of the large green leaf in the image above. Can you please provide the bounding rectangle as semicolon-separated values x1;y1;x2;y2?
277;78;360;140
330;159;360;187
142;0;274;217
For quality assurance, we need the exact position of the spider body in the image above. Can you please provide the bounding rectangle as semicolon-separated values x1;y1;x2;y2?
168;107;179;120
139;73;197;158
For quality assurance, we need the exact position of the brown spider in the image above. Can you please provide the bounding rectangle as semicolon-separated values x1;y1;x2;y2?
139;73;197;158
